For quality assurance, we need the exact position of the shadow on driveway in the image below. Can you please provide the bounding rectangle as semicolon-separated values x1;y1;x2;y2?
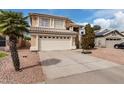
41;58;61;66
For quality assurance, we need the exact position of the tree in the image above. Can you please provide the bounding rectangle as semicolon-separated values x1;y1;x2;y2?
81;24;95;53
93;25;101;30
0;10;29;71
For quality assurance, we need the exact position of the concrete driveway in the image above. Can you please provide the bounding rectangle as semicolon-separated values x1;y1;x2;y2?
39;50;121;83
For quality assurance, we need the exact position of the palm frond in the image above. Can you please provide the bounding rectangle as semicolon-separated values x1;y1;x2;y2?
0;10;29;37
0;23;8;27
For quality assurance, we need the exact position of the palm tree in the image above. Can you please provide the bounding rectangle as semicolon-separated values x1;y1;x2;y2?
0;10;29;71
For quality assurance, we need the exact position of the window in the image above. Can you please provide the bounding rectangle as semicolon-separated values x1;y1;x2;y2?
67;37;70;39
44;36;47;38
117;38;121;40
66;27;69;30
0;36;6;46
39;18;50;27
54;19;64;29
106;38;109;40
106;38;121;40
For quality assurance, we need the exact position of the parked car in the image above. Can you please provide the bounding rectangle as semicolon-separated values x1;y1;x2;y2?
114;42;124;49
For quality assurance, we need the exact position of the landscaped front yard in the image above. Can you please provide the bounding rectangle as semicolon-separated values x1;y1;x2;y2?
0;49;45;84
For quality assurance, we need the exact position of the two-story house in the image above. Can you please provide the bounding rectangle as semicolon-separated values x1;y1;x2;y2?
30;13;80;51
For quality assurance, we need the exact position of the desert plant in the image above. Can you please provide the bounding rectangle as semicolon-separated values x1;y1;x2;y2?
0;10;29;71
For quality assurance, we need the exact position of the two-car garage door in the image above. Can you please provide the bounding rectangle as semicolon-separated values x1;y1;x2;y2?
105;38;122;48
39;36;71;51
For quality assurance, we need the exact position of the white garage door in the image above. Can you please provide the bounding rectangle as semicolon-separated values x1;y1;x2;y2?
105;38;122;48
39;36;71;51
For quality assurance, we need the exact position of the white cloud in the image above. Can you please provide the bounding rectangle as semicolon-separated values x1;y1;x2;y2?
91;9;124;19
93;18;111;28
77;22;94;27
93;11;124;31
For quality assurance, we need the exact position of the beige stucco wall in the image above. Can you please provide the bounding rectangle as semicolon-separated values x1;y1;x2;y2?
30;35;39;51
95;37;106;47
31;35;36;46
31;15;39;27
70;36;76;49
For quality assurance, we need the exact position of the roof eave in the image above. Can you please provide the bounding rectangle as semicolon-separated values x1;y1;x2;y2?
29;13;69;20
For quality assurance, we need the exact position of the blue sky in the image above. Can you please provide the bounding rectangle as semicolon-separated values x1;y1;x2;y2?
11;9;95;23
9;9;124;31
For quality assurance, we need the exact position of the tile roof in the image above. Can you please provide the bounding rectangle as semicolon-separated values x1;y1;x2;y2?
30;27;77;35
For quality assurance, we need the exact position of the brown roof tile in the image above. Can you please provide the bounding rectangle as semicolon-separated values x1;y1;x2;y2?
30;27;77;35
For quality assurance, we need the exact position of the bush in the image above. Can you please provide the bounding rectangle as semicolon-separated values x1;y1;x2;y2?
0;51;8;59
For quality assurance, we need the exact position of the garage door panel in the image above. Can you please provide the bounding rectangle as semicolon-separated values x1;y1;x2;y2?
40;38;71;51
106;40;122;48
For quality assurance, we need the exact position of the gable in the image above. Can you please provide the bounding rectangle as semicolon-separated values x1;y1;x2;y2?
104;31;124;38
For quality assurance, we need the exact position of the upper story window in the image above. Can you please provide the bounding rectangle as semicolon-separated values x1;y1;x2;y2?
54;19;64;29
39;17;50;27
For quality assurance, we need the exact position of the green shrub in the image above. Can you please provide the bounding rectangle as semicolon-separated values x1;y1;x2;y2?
0;51;8;59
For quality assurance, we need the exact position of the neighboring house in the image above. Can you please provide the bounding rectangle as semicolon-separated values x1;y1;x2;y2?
0;33;9;50
95;29;124;48
0;35;9;50
121;31;124;35
0;35;26;50
0;35;6;47
29;13;82;51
